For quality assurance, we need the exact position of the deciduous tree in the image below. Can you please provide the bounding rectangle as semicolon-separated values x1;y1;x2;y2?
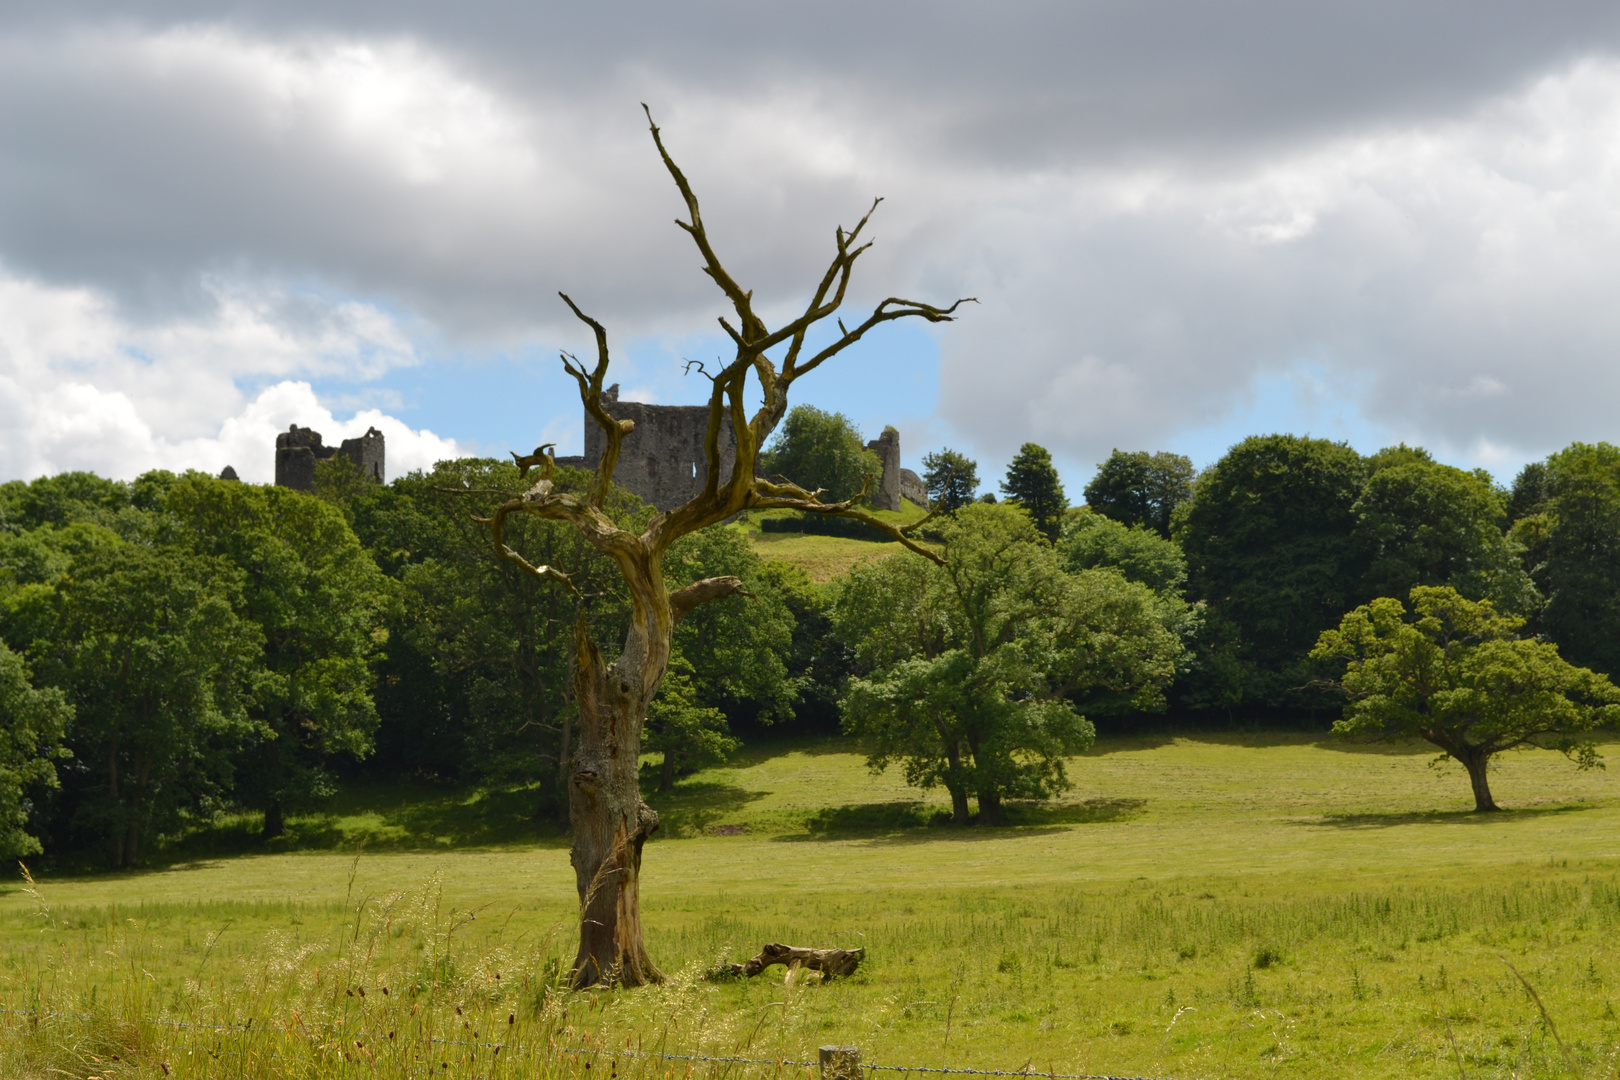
1179;435;1367;706
162;476;393;838
473;109;968;986
836;504;1184;823
758;406;881;504
1082;450;1194;539
1312;586;1616;812
0;639;71;858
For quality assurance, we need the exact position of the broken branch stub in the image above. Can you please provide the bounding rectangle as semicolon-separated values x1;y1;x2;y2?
728;943;865;980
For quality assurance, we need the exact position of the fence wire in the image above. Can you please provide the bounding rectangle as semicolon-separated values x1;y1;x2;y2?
0;1004;1182;1080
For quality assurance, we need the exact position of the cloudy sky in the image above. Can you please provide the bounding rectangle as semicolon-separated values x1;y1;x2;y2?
4;2;1620;488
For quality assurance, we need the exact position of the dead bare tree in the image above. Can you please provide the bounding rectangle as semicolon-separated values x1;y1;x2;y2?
481;107;970;989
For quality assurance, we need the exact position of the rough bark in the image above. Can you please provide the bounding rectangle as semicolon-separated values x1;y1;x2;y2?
726;943;866;980
568;603;665;988
1463;750;1499;812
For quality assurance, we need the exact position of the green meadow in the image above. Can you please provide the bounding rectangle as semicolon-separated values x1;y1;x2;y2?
3;733;1619;1079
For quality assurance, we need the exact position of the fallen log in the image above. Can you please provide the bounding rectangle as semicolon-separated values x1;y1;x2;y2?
727;943;865;980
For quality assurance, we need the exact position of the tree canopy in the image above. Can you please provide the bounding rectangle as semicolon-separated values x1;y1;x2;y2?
759;405;882;504
1082;450;1195;539
921;448;979;512
1179;434;1368;705
1001;443;1067;541
1312;586;1616;811
835;503;1184;824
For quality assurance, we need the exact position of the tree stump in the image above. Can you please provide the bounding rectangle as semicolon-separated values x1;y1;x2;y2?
728;943;865;980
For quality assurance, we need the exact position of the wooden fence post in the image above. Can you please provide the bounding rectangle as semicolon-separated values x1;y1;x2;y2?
820;1045;861;1080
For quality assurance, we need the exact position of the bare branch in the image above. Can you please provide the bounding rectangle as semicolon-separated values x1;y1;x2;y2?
644;104;765;343
669;575;750;625
558;294;636;508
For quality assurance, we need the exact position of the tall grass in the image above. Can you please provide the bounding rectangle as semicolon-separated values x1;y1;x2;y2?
5;861;1620;1079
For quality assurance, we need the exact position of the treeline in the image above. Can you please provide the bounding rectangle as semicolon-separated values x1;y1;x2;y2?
0;460;821;865
5;422;1620;859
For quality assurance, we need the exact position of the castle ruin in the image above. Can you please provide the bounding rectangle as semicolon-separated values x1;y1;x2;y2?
560;385;926;512
274;425;385;492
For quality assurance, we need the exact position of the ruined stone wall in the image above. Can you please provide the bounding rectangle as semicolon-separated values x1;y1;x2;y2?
570;387;925;514
274;425;385;492
582;385;738;511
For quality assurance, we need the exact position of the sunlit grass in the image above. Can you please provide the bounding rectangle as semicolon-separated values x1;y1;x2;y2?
3;734;1619;1078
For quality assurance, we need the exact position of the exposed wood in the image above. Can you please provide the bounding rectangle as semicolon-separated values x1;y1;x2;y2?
728;943;866;980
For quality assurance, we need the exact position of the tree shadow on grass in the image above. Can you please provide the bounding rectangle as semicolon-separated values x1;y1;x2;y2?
771;796;1147;844
646;781;768;839
1305;802;1594;829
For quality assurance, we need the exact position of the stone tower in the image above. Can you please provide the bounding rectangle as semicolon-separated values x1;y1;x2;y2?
865;427;902;512
274;425;385;492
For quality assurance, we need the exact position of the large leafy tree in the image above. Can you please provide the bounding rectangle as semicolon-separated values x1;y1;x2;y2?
921;448;979;512
836;504;1184;824
1001;443;1067;541
472;110;967;986
1179;434;1367;705
0;639;72;858
2;523;263;866
1313;586;1616;812
1353;456;1533;612
161;475;393;837
1082;449;1195;539
758;405;881;504
1536;443;1620;677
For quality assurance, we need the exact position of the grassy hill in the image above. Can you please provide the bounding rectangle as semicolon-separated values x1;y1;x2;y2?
737;501;932;583
3;733;1618;1079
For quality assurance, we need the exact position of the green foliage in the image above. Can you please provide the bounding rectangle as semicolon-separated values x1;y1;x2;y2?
1179;434;1368;706
753;560;851;730
1536;442;1620;678
759;405;881;503
1082;449;1195;539
1000;442;1067;541
1353;456;1535;613
1;522;265;865
835;503;1183;823
664;523;796;726
1508;459;1551;522
920;448;979;511
1058;508;1188;595
644;654;738;792
161;475;393;835
1312;586;1617;811
0;639;71;857
345;459;643;800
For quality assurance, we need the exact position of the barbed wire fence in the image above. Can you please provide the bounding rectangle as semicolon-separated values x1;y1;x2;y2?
0;1005;1183;1080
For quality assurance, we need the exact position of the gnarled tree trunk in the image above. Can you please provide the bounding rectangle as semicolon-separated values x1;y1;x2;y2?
567;570;671;987
1462;749;1498;812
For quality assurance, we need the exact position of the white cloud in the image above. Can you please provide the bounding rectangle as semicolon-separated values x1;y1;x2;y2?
0;268;459;482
